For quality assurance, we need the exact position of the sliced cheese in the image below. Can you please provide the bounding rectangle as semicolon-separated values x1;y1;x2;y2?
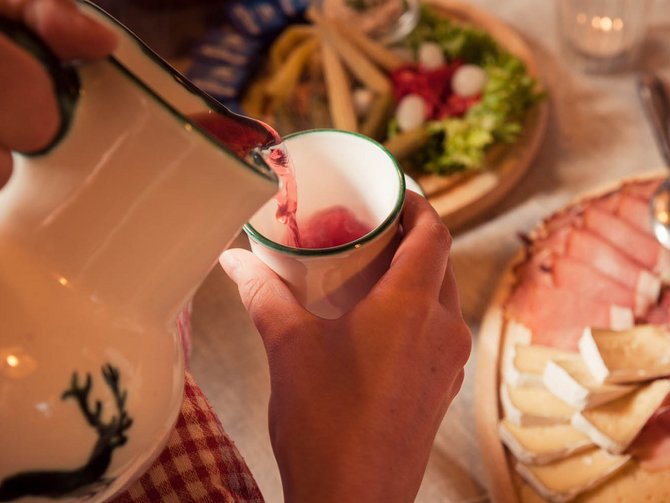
515;447;630;503
575;459;670;502
499;419;593;465
579;325;670;384
571;379;670;454
543;357;636;410
504;344;577;388
608;305;634;330
506;319;533;346
638;269;662;301
501;384;576;426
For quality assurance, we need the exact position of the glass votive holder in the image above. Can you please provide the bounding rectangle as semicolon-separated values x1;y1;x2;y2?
313;0;420;45
557;0;652;74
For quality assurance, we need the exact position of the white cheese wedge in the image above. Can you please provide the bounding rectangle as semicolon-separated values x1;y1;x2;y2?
501;384;576;427
579;325;670;384
542;357;637;410
515;448;630;503
499;419;593;465
505;319;533;346
571;379;670;454
504;344;578;388
637;270;662;303
608;305;634;330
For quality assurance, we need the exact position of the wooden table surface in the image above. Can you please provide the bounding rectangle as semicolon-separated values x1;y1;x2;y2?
182;1;670;501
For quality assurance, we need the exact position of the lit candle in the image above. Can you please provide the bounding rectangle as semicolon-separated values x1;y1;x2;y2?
574;12;627;58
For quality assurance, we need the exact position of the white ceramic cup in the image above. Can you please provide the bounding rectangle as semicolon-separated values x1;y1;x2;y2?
243;129;405;319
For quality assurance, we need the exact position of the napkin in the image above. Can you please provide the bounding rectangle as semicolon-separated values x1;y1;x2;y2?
112;305;264;502
112;371;263;503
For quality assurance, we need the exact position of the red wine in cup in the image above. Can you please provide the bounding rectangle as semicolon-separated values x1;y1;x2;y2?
191;111;371;249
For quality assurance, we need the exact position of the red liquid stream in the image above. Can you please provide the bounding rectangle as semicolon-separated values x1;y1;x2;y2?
190;111;371;249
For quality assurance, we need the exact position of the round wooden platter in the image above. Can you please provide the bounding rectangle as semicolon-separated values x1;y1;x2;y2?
473;171;668;503
475;249;527;503
413;0;549;231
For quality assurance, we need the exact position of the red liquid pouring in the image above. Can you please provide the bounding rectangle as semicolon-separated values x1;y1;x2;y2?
190;111;371;249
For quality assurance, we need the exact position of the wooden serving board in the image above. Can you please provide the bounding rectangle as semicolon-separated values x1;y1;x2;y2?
475;249;528;503
415;0;548;231
474;172;670;503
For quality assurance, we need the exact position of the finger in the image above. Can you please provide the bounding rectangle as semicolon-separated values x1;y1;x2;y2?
0;33;59;152
19;0;117;60
219;248;311;345
439;257;462;312
447;368;466;405
383;191;453;297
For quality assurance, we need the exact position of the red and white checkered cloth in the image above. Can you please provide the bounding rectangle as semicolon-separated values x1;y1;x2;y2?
112;371;264;503
112;306;264;502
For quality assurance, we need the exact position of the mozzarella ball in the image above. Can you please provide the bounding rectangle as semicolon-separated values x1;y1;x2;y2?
396;94;427;132
418;42;445;70
451;64;487;97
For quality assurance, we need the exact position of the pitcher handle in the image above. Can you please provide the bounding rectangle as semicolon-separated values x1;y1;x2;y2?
0;17;80;156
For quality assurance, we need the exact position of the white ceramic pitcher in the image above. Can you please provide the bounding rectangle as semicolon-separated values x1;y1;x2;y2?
0;3;278;501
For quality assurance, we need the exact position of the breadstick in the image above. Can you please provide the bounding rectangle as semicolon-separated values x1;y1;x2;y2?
331;18;406;72
269;24;316;70
360;89;394;140
321;37;358;131
264;36;319;101
310;9;391;95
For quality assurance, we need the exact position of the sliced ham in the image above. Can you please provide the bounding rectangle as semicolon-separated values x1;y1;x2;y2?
630;402;670;471
644;289;670;325
531;208;661;302
582;205;670;283
616;193;653;233
590;190;621;214
519;249;648;317
505;280;633;351
551;255;649;317
565;229;661;303
589;187;653;233
622;178;663;201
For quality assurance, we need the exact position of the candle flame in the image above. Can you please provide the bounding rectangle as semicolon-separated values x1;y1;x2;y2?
590;15;623;32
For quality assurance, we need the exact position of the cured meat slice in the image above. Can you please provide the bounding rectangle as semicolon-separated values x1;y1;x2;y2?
551;255;648;317
590;190;621;214
590;189;653;233
505;280;633;351
582;206;670;282
622;178;663;201
519;250;649;317
644;289;670;325
629;402;670;471
566;229;661;303
616;193;653;232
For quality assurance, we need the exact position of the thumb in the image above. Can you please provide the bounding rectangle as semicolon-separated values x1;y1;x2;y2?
219;248;309;339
